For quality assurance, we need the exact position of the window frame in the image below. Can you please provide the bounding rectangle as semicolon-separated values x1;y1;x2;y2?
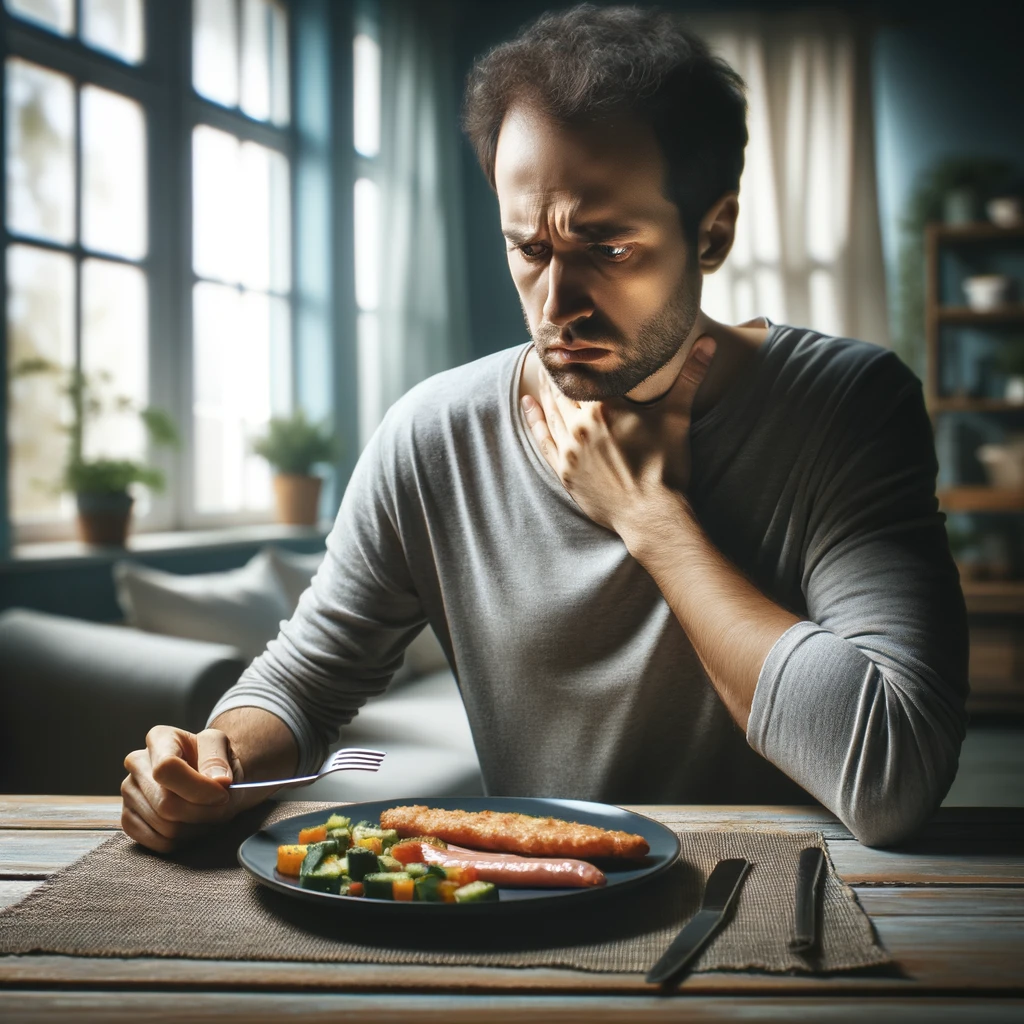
0;0;302;546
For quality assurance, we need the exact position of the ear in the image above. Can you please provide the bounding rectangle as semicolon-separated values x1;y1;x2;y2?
697;192;739;273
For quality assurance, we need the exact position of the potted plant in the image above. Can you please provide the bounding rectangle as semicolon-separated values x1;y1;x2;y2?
252;410;338;526
12;358;178;546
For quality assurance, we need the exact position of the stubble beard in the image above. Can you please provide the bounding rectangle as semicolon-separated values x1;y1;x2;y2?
529;278;700;402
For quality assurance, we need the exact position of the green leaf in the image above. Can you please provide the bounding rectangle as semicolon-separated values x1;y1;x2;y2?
63;459;166;495
139;407;180;449
251;409;339;475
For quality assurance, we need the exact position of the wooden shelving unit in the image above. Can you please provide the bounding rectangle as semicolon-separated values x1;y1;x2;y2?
925;222;1024;713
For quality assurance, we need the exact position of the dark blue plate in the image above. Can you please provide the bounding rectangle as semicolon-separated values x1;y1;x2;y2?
238;796;681;913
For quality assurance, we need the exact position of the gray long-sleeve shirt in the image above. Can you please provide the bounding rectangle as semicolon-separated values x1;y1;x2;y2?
210;322;969;846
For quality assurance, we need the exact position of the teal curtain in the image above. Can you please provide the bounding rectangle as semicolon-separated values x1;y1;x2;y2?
373;0;470;428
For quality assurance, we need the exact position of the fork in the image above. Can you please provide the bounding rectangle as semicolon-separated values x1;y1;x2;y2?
228;747;386;791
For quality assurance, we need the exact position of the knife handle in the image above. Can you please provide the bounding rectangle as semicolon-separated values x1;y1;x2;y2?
790;845;825;953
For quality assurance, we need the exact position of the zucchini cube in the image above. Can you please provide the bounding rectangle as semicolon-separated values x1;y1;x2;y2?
454;880;498;903
325;813;352;831
363;872;397;900
300;854;346;895
346;846;378;881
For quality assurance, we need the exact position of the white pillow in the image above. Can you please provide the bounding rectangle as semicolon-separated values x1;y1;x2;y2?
264;546;325;610
264;545;449;679
113;550;292;664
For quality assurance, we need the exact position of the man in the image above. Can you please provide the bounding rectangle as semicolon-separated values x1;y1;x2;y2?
122;5;967;852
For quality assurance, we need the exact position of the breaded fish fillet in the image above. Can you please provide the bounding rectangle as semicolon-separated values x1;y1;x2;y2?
380;805;650;859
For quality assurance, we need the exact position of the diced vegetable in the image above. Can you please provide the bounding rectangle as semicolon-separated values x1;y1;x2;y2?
300;853;345;894
393;875;415;901
325;813;351;831
426;864;447;880
349;881;364;897
438;880;460;903
377;854;403;872
355;836;383;856
276;844;308;877
326;828;351;852
404;862;429;879
352;824;399;851
299;840;340;876
414;874;442;902
443;865;478;886
298;825;328;845
454;880;498;903
363;872;396;900
346;846;378;881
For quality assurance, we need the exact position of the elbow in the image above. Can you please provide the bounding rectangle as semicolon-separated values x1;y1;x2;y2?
839;737;961;849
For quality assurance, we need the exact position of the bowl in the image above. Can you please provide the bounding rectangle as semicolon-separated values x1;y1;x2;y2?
963;274;1014;312
986;196;1023;228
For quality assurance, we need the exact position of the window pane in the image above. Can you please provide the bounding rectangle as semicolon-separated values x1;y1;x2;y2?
81;0;144;64
240;0;289;125
5;0;73;35
5;58;75;244
193;125;290;291
193;281;285;513
193;0;239;108
354;177;379;311
82;85;147;259
6;244;75;522
353;33;380;158
81;259;148;463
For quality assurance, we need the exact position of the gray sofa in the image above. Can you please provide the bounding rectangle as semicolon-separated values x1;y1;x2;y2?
0;601;483;800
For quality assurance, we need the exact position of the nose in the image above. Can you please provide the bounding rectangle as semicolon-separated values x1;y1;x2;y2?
542;254;595;330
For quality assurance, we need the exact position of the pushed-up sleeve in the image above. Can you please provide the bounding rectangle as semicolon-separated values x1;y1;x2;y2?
207;415;429;775
746;351;969;847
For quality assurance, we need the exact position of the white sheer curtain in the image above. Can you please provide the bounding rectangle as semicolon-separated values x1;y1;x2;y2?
690;12;890;346
359;0;470;447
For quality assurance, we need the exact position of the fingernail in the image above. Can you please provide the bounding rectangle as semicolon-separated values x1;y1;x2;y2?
522;395;535;411
693;341;715;365
203;766;231;780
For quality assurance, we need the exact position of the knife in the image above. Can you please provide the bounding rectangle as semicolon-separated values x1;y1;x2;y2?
646;857;752;986
789;845;825;954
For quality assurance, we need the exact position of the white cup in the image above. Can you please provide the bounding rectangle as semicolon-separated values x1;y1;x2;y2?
964;275;1014;312
987;197;1023;228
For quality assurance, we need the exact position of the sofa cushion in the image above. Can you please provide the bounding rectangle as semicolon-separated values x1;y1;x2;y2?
265;545;450;685
114;550;291;664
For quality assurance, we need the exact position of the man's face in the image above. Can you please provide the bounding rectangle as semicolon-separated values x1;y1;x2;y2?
494;105;700;401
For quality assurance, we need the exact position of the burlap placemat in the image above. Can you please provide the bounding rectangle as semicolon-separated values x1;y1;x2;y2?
0;801;889;974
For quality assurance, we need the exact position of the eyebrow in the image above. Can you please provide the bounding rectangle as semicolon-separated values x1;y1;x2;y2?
502;222;642;245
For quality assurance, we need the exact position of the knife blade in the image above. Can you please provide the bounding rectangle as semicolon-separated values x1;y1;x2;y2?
646;857;752;986
789;845;825;954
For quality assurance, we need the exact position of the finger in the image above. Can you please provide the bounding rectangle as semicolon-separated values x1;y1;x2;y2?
146;726;230;805
121;773;204;843
538;372;571;448
522;395;560;469
676;336;716;399
121;798;176;854
129;754;236;826
196;728;234;784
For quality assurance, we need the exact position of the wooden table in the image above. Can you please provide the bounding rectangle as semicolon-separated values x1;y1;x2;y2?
1;797;1022;1022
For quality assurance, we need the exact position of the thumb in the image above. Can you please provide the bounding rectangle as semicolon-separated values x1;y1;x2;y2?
678;336;716;395
196;728;234;783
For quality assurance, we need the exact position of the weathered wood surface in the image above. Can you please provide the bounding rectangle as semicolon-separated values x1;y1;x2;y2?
1;797;1022;1017
0;991;1022;1024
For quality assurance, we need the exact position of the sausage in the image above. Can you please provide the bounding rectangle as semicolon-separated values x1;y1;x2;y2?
390;840;607;888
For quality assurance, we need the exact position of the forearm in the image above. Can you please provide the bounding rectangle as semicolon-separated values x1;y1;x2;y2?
209;706;299;781
617;490;801;730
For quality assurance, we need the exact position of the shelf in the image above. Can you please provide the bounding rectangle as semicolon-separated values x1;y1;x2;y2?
936;305;1024;324
961;579;1024;615
929;223;1024;242
938;486;1024;512
930;397;1024;413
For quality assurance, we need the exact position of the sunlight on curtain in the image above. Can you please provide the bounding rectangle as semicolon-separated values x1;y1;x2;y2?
693;13;889;346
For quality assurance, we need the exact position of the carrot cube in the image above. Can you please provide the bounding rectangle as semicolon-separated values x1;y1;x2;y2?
393;877;415;901
349;882;364;897
356;836;383;856
298;825;328;844
438;880;460;903
276;844;308;877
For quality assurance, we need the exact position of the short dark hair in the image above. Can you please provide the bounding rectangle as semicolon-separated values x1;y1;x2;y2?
462;4;748;242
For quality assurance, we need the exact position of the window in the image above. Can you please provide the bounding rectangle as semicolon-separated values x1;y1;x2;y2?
352;11;381;450
2;0;297;543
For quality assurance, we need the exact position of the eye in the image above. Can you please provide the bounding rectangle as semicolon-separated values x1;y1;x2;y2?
592;244;633;261
516;243;550;260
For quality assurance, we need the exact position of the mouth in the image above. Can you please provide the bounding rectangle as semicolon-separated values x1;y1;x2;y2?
547;345;612;365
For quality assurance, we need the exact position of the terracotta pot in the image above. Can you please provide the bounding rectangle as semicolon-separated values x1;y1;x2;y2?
76;491;134;547
272;474;322;526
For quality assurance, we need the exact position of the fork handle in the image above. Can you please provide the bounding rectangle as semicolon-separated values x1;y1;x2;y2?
228;775;320;791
